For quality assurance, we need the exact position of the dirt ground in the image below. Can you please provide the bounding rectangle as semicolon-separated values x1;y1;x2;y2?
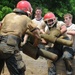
1;51;75;75
1;51;48;75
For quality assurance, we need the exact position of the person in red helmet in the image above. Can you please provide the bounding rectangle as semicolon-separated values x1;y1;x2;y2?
16;0;33;16
41;12;74;75
42;12;66;75
44;12;57;28
0;1;40;75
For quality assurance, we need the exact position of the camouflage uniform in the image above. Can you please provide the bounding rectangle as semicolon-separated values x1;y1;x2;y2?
44;21;74;75
0;10;37;75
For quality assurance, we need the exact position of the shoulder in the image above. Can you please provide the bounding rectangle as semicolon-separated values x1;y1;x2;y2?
57;21;65;27
70;23;75;29
32;18;36;21
5;13;16;17
71;23;75;26
28;19;37;28
57;21;65;25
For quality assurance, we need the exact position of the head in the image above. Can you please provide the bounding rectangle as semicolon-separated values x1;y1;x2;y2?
35;7;42;17
63;13;73;26
16;1;33;16
43;12;57;28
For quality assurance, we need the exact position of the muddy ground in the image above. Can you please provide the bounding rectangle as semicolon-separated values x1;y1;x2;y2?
1;51;75;75
1;51;48;75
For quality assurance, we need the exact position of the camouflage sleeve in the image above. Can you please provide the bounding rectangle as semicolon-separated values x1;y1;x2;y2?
57;21;66;30
27;19;38;32
39;21;46;30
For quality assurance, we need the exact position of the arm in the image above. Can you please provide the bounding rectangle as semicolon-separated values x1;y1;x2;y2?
23;34;29;44
67;30;75;36
60;25;67;34
21;34;29;46
66;24;75;36
41;28;73;46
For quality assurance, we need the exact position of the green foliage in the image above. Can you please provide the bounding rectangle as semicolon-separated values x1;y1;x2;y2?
2;6;12;17
0;6;12;20
0;11;3;20
0;0;75;22
0;0;19;20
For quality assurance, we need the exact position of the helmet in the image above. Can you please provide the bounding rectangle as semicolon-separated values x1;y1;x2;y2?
44;12;57;28
16;1;32;13
44;12;56;21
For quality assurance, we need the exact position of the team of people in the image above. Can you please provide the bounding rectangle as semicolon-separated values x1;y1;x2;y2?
0;0;75;75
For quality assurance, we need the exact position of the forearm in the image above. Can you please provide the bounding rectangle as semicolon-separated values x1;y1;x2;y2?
60;25;67;34
67;30;75;35
23;34;29;43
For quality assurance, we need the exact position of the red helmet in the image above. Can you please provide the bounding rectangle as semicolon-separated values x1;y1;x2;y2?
44;12;56;21
44;12;57;28
16;1;32;13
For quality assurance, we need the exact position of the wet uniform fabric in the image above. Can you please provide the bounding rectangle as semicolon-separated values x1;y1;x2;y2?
0;12;37;75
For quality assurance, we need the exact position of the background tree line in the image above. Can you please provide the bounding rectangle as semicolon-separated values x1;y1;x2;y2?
0;0;75;23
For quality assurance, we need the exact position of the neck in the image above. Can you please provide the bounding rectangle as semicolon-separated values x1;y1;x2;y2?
35;15;42;21
67;22;72;27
